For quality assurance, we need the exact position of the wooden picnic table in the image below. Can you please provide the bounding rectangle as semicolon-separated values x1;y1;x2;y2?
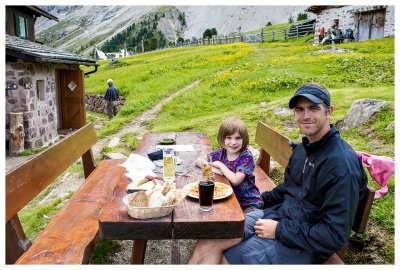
98;132;245;264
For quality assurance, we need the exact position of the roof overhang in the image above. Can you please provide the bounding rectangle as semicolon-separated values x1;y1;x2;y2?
26;6;59;22
306;5;345;14
6;34;98;67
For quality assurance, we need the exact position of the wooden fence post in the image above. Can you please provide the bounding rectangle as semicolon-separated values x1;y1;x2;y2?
284;29;287;40
296;26;299;38
261;28;264;43
9;112;24;156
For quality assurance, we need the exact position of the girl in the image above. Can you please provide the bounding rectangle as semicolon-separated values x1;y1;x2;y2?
196;117;263;213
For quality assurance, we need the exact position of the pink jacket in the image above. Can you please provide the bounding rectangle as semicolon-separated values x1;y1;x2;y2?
356;151;395;200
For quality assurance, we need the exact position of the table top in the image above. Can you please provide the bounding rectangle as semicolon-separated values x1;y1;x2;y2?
98;132;245;240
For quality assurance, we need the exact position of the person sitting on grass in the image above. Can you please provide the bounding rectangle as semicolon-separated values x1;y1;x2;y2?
189;82;368;264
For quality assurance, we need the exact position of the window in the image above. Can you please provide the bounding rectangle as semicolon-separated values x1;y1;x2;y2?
333;19;339;29
36;80;45;101
14;14;29;39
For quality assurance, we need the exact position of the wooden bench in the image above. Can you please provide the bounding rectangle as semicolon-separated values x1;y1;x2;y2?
6;123;124;264
253;121;375;264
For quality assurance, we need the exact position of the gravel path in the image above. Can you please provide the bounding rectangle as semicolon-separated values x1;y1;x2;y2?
6;80;200;264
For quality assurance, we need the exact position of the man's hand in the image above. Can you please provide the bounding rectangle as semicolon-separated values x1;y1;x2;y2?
254;219;278;239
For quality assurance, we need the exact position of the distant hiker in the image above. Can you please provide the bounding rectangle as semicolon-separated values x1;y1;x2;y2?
318;27;325;43
104;79;119;119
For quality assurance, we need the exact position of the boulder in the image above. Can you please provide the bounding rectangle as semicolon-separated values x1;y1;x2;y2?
386;121;395;130
273;107;292;116
337;99;390;131
106;152;127;159
108;137;120;147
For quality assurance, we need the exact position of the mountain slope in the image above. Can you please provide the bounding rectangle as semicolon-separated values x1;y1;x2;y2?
36;5;313;56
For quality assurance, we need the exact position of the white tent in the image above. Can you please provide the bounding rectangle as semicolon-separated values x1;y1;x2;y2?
96;48;108;60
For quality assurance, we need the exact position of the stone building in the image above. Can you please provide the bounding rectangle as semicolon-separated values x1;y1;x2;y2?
5;6;98;150
307;5;395;44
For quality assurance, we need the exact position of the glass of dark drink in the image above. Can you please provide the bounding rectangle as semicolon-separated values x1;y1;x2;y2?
198;177;215;211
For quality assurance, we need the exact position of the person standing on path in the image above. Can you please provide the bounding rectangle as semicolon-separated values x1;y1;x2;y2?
104;79;119;119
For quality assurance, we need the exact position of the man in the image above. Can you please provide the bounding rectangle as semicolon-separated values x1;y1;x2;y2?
188;82;368;264
104;79;119;119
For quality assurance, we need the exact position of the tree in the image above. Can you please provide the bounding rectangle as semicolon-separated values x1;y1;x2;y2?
211;28;217;36
288;15;294;23
203;28;216;39
148;38;158;51
297;13;308;21
177;36;184;44
266;21;272;26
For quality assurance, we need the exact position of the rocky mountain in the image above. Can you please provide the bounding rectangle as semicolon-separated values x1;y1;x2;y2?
35;5;313;56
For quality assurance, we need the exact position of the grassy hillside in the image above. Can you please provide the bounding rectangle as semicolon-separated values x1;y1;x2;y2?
244;19;310;34
85;36;394;263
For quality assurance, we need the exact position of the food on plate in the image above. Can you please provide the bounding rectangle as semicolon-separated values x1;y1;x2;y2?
126;180;154;191
136;178;149;186
190;182;231;198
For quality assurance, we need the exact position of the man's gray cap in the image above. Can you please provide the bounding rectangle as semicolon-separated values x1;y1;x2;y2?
107;79;113;85
289;85;330;108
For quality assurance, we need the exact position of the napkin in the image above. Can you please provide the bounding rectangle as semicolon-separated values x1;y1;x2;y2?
120;154;156;182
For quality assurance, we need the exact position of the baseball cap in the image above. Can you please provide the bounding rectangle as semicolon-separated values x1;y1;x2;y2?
107;79;113;85
289;85;331;109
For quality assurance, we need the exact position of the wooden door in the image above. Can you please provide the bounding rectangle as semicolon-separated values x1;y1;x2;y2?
59;70;86;129
358;12;372;42
371;10;385;40
358;10;386;42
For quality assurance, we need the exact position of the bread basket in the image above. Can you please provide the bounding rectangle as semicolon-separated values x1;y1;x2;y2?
123;188;189;219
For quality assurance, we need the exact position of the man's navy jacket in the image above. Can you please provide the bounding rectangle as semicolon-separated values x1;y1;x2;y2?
261;125;368;263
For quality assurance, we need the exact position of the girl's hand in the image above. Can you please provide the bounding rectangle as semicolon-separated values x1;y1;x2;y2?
212;167;223;175
211;160;225;169
254;219;278;239
211;161;245;186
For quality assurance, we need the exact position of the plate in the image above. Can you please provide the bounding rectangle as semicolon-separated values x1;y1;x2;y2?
184;182;233;200
158;138;176;145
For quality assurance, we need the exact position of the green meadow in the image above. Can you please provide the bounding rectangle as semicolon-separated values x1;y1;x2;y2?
23;35;394;264
85;35;394;263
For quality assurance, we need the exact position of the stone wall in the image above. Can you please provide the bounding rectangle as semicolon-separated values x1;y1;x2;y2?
85;94;125;115
313;5;395;44
5;60;77;149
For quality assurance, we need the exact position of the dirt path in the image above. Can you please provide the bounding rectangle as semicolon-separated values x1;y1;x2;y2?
5;79;201;264
92;80;200;160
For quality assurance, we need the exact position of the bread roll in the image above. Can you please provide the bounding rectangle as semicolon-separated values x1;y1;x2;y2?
148;191;164;207
129;191;149;207
162;189;176;206
162;181;176;195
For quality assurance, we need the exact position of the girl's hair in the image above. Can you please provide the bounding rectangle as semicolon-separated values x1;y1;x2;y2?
217;117;249;152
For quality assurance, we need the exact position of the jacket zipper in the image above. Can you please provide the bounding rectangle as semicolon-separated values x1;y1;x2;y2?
302;157;309;174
